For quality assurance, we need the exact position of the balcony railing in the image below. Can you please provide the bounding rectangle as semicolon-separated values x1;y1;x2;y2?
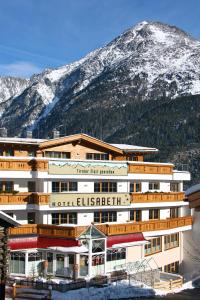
97;216;192;236
131;192;185;203
0;193;49;205
128;163;173;175
0;159;48;171
9;216;192;238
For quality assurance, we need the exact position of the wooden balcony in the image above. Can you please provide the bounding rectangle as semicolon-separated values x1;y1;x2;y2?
0;193;49;205
128;163;173;175
131;192;185;203
9;216;192;239
9;224;86;239
96;216;192;236
0;159;48;171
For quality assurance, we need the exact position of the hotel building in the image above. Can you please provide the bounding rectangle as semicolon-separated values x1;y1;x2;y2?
0;133;192;278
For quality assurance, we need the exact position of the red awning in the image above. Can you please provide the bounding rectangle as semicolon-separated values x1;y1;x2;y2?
107;233;146;248
9;236;79;250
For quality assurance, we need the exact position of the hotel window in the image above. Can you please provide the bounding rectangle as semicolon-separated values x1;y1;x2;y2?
144;237;162;256
10;252;25;274
0;181;14;192
51;212;77;224
149;209;160;220
107;248;126;261
28;150;36;157
127;156;139;161
94;211;117;223
149;182;160;190
170;207;178;218
86;153;109;160
164;261;179;274
170;182;180;192
164;233;179;250
28;181;36;192
130;210;142;222
45;151;70;159
27;212;36;224
52;181;78;192
5;149;14;156
130;182;141;193
94;182;117;193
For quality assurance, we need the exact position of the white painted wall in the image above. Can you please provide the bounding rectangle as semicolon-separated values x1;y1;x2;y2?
77;212;93;225
142;210;149;221
117;211;129;223
118;182;128;193
160;182;170;192
78;181;94;193
160;208;170;220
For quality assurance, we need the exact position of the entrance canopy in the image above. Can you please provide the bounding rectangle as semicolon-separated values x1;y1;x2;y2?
107;233;148;248
48;245;88;253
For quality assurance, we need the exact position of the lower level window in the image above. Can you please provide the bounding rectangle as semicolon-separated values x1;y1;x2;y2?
164;261;179;273
94;211;117;223
92;254;105;266
107;248;126;261
52;212;77;224
145;237;162;256
164;233;179;250
10;252;25;274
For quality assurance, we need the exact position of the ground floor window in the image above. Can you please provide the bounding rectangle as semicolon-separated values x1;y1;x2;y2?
107;248;126;261
94;211;117;223
145;237;162;256
56;254;65;274
52;212;77;224
164;261;179;273
164;233;179;250
47;252;53;273
10;252;25;274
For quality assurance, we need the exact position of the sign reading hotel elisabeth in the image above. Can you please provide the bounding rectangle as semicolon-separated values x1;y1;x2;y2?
50;193;130;207
48;161;128;176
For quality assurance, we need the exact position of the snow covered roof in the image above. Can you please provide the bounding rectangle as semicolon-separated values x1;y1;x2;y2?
48;245;88;253
185;184;200;196
0;137;47;145
110;143;158;153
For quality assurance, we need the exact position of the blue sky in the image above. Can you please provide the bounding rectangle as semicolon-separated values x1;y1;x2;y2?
0;0;200;78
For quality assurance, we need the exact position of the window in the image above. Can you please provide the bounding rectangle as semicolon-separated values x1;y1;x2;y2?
52;181;78;193
45;151;70;159
149;209;160;220
145;237;162;256
10;252;25;274
92;240;105;253
130;210;142;222
130;182;141;193
28;150;36;157
170;182;180;192
52;212;77;224
86;153;109;160
94;182;117;193
47;252;53;273
107;248;126;261
127;156;139;161
94;211;117;223
170;207;178;218
28;181;36;192
92;254;105;266
5;149;14;156
27;212;36;224
149;182;160;190
164;233;179;250
164;261;179;274
0;181;14;192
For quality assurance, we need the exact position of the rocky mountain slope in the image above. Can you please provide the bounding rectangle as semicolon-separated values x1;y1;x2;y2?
0;76;29;114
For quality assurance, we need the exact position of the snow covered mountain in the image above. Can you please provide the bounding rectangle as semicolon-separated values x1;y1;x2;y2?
1;21;200;137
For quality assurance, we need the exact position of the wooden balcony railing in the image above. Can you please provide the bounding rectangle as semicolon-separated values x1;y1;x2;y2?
128;163;173;175
131;192;185;203
0;193;49;205
9;224;86;239
9;216;192;238
96;216;192;236
0;159;48;171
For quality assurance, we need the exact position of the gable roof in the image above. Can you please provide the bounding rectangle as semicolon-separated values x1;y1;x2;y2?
39;133;123;154
0;211;20;228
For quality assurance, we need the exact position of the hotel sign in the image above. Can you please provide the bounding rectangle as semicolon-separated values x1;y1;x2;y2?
50;193;130;207
49;161;128;176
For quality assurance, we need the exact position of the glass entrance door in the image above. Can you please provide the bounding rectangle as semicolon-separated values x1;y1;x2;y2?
79;255;88;276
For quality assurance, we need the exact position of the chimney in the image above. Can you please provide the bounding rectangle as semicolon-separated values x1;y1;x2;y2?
0;128;7;137
26;130;32;139
52;130;60;139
